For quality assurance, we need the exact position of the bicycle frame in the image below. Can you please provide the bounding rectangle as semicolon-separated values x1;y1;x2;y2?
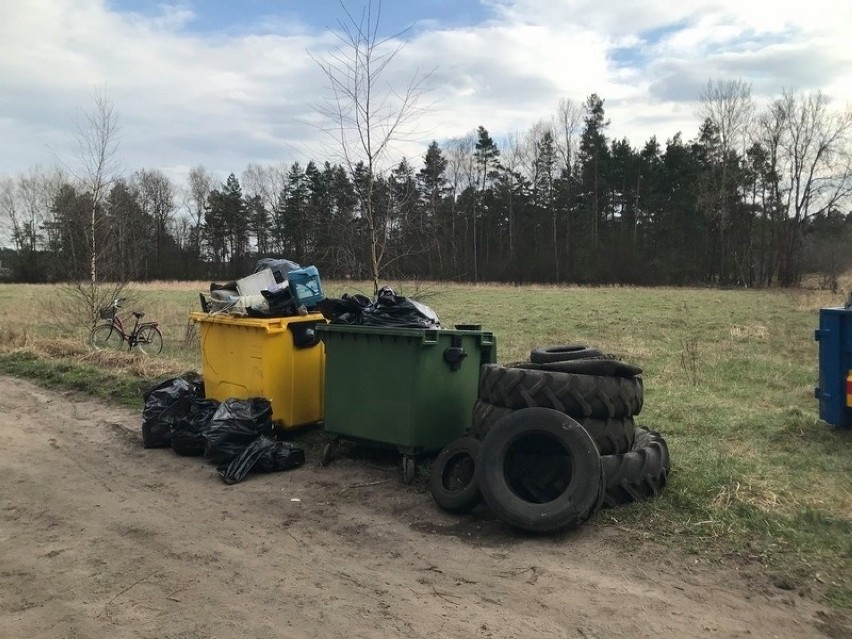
101;307;159;350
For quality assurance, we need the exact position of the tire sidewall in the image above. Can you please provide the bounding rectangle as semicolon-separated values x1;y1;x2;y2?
476;408;603;532
530;344;602;364
429;437;482;514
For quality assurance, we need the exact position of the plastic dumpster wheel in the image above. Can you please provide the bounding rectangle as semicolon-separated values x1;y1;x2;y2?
402;456;417;484
320;441;335;467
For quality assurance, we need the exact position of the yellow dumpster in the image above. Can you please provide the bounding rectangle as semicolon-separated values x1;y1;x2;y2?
190;312;325;429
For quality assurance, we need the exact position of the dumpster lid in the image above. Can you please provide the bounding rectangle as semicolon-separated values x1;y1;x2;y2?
190;311;326;333
316;323;493;342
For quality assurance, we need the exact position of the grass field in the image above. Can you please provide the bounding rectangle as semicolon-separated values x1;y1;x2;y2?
1;279;851;606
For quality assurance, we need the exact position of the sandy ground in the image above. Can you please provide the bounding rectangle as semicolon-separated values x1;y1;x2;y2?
0;375;849;639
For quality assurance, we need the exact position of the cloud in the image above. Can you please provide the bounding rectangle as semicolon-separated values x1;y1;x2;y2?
0;0;850;187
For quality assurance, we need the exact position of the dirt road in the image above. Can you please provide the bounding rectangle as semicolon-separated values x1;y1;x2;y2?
0;376;846;638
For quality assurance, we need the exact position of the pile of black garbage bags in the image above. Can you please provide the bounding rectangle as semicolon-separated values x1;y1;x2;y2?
141;374;305;485
318;286;440;329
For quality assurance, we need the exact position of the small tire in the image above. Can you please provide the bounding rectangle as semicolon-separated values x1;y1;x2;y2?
476;408;604;533
470;399;635;455
429;437;482;514
479;364;643;418
601;427;670;508
530;344;602;364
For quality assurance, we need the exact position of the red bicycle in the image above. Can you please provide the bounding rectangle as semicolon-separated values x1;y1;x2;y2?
89;298;163;355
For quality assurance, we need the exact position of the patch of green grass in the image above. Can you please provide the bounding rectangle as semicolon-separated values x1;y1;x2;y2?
0;351;153;409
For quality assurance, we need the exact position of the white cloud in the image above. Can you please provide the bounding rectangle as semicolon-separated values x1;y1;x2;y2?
1;0;850;187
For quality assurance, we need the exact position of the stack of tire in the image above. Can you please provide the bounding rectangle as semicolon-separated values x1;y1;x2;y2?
429;344;670;533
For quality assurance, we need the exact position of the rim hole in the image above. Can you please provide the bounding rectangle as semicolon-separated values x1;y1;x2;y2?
442;453;475;492
504;432;573;504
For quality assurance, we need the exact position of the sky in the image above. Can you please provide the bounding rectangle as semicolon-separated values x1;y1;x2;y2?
2;0;852;186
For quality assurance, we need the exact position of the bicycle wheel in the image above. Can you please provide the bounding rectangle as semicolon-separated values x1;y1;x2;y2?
90;324;125;351
134;325;163;355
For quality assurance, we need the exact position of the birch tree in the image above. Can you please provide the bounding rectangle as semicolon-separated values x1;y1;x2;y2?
312;0;428;294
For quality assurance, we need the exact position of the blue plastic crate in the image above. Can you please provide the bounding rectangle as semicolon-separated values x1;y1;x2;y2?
287;266;324;308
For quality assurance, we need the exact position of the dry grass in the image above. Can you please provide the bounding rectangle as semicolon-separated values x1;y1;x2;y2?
711;480;784;513
729;323;770;341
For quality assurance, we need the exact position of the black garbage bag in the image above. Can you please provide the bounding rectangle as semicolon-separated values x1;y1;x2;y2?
218;436;305;485
203;398;273;465
171;397;220;456
141;374;204;448
317;293;372;324
364;290;440;328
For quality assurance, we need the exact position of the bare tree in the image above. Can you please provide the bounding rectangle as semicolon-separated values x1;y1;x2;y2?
75;88;121;288
242;162;288;216
186;164;214;268
554;98;583;280
133;169;175;276
55;88;125;326
761;90;852;285
312;0;429;294
698;79;754;282
555;98;583;175
1;167;64;260
444;134;476;275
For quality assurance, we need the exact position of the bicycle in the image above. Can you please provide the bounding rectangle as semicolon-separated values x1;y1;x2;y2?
89;297;164;355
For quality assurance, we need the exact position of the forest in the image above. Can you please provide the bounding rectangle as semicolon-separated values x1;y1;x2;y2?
2;86;851;290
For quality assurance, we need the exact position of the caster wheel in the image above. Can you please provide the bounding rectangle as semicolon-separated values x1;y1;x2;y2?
402;456;416;484
320;441;334;467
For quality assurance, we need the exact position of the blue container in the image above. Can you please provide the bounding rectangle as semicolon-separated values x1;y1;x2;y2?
287;266;324;307
814;306;852;428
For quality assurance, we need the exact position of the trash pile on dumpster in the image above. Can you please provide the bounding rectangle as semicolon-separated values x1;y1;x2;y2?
142;375;305;485
428;344;670;533
200;258;324;319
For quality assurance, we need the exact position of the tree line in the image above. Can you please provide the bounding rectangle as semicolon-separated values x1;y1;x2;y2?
2;82;851;290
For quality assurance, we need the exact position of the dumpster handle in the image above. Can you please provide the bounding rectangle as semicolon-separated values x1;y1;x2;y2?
423;330;439;344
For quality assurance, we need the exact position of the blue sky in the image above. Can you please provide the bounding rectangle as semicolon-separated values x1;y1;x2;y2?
107;0;494;34
1;0;851;190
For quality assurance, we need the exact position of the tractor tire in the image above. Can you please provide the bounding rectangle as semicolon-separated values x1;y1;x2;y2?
479;364;643;418
475;408;604;533
600;427;670;508
530;344;602;364
428;437;482;514
512;359;643;378
470;399;635;455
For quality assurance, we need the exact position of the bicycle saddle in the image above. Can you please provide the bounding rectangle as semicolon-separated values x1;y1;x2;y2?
133;312;145;319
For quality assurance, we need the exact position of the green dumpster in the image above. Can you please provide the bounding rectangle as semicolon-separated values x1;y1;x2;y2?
316;324;497;482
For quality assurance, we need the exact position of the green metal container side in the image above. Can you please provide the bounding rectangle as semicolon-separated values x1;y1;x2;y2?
317;325;497;453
